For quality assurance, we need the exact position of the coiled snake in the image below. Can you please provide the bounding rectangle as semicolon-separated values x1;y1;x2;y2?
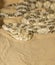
0;0;55;41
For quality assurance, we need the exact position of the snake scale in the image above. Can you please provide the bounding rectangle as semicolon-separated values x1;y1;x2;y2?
0;0;55;41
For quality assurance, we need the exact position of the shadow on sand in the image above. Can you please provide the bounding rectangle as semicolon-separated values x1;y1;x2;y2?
0;0;5;28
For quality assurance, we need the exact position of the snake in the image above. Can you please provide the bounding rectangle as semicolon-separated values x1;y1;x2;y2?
0;0;55;41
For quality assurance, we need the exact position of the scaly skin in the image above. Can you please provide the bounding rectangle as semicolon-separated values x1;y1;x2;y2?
0;0;55;41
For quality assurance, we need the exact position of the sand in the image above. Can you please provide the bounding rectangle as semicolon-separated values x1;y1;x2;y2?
0;29;55;65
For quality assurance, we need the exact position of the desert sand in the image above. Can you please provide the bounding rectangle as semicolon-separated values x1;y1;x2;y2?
0;28;55;65
0;0;55;65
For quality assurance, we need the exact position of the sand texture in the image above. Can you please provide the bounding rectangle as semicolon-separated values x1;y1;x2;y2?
0;29;55;65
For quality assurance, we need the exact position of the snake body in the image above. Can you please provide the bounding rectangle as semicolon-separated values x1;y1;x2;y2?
1;0;55;41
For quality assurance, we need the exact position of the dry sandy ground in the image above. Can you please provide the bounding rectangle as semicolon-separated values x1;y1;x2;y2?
0;29;55;65
0;0;55;65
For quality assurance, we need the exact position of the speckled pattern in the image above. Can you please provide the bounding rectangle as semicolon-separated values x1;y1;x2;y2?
0;0;55;40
